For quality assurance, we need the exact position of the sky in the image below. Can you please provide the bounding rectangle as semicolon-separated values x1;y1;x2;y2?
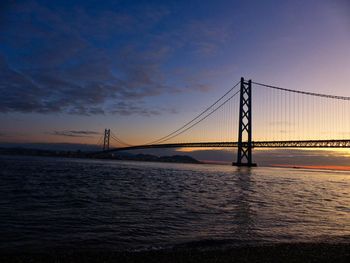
0;0;350;163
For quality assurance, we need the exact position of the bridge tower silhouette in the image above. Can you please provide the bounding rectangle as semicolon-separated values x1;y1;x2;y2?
232;78;256;167
103;129;110;151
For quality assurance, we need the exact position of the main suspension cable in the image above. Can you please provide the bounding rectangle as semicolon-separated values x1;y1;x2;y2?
149;89;240;145
253;81;350;100
110;132;133;147
144;81;241;145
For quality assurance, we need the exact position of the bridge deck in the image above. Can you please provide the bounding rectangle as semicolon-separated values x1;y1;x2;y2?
104;139;350;152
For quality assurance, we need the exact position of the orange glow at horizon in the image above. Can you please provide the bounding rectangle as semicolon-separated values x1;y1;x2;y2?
271;164;350;171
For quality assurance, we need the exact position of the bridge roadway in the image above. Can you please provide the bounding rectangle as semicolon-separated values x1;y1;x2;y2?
104;139;350;153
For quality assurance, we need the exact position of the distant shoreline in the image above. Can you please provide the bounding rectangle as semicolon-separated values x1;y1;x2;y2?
0;147;201;165
2;148;350;171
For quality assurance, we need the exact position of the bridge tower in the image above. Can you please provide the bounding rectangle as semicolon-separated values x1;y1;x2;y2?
103;129;110;151
232;78;256;167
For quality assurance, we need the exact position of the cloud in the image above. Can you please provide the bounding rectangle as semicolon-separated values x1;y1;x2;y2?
0;17;175;116
49;130;100;137
109;101;178;116
0;57;50;113
0;1;230;116
0;51;178;115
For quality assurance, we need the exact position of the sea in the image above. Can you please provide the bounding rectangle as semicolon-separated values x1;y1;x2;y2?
0;155;349;252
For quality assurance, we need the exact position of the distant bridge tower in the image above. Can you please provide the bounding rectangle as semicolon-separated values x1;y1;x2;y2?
233;78;256;167
103;129;110;151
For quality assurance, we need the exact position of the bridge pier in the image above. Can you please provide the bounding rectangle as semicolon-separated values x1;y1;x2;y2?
232;78;257;167
103;129;110;151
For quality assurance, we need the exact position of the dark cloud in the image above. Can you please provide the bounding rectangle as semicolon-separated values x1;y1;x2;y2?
0;1;229;116
0;40;179;116
49;130;100;137
109;101;178;116
0;57;51;113
0;53;176;115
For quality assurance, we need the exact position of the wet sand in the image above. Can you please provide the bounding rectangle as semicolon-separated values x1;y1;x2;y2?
1;243;349;263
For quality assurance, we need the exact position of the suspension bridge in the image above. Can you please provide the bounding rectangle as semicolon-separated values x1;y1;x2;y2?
96;78;350;166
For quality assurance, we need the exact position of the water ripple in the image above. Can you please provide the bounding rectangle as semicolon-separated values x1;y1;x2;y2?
0;155;349;251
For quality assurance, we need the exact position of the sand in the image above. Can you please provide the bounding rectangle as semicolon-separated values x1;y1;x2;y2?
1;243;350;263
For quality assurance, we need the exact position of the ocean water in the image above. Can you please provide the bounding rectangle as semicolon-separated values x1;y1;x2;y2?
0;155;349;252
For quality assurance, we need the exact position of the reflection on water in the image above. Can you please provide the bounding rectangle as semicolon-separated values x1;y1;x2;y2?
233;168;254;241
0;155;349;252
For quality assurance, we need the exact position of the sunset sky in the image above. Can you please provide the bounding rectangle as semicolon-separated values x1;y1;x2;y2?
1;0;350;163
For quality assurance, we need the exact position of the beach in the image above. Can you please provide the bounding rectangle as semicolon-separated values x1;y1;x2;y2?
1;243;350;262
